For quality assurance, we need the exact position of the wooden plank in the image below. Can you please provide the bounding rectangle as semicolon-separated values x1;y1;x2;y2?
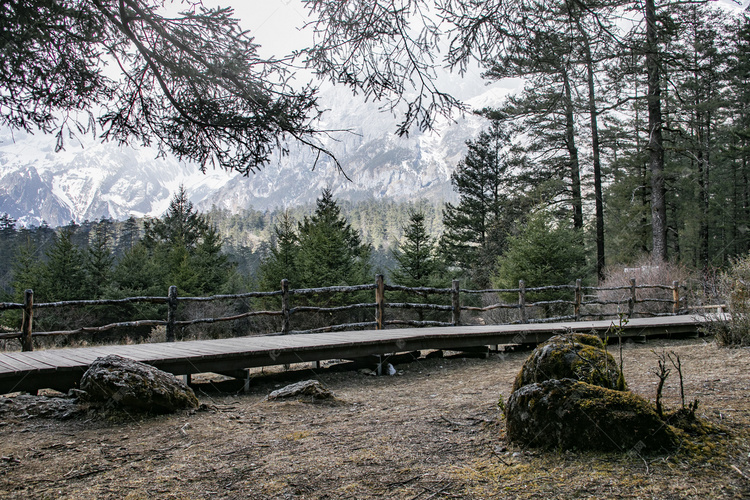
0;357;21;373
6;351;69;370
36;350;101;368
0;353;47;372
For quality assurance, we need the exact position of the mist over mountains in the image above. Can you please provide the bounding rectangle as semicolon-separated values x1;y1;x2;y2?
0;84;513;227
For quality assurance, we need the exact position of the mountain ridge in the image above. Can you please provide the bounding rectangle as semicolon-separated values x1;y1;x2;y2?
0;84;513;227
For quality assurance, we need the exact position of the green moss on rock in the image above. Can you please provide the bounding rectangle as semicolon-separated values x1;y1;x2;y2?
505;378;678;452
512;333;625;392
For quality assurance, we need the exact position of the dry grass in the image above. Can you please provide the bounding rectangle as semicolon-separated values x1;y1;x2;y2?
0;337;748;499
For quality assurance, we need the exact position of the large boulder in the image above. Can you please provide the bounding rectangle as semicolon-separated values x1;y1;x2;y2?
512;333;625;392
505;378;678;452
80;355;199;413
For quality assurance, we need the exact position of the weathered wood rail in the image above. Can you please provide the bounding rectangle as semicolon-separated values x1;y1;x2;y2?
0;315;707;395
0;276;709;352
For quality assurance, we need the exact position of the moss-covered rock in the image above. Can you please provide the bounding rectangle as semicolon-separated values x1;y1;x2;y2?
512;333;625;392
505;378;678;452
80;355;199;413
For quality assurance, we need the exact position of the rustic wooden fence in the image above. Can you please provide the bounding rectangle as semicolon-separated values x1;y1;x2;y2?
0;276;693;352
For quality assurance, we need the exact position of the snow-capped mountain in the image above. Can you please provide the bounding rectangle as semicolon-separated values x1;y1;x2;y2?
0;82;515;227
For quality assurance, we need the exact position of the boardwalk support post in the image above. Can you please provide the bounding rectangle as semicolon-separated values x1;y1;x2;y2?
166;286;177;342
575;279;582;321
519;280;527;324
628;278;636;317
673;281;680;315
281;279;290;335
21;289;33;352
451;280;460;326
375;275;385;330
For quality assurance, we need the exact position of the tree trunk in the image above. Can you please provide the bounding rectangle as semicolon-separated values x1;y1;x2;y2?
562;70;584;231
578;23;605;281
645;0;667;261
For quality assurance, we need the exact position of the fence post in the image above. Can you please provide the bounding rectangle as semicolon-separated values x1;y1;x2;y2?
575;279;582;321
519;280;527;324
673;281;680;315
281;279;290;335
451;280;460;326
166;285;177;342
21;289;33;352
628;278;636;317
375;275;385;330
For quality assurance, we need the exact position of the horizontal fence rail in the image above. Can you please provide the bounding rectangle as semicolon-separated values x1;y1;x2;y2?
0;275;719;352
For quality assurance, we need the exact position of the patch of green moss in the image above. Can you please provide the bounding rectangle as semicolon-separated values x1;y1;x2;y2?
512;333;625;392
567;333;606;349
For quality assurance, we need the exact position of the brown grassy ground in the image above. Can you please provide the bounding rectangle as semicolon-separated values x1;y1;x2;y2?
0;337;748;499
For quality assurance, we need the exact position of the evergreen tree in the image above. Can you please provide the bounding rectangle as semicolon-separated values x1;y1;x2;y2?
0;214;15;239
391;211;441;288
144;186;208;251
85;219;115;298
43;227;87;301
494;210;588;316
116;216;141;256
259;211;300;290
296;188;371;288
441;119;525;287
9;240;44;302
0;214;17;295
181;226;232;295
141;186;234;296
2;0;332;174
108;243;161;298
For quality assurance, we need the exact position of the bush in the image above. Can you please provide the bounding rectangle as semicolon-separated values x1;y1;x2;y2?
598;255;696;317
710;254;750;346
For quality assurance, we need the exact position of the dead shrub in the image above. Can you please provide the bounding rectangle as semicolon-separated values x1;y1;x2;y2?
597;255;696;318
709;254;750;347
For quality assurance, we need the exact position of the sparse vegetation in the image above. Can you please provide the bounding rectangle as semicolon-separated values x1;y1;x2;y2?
0;338;747;499
709;253;750;347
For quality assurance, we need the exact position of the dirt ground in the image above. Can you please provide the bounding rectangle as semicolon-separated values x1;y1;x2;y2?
0;337;749;500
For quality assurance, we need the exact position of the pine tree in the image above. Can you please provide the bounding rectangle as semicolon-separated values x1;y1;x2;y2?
9;240;44;302
441;119;525;287
2;0;332;174
116;216;141;256
494;210;588;316
183;226;232;295
144;186;208;251
85;219;115;298
259;211;300;290
108;243;161;298
296;189;371;288
41;227;87;301
141;186;233;296
391;211;441;288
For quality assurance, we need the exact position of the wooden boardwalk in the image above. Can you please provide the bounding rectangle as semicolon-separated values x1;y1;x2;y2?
0;315;705;395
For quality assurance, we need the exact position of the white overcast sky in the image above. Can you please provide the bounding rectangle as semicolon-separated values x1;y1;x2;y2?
212;0;750;56
203;0;314;57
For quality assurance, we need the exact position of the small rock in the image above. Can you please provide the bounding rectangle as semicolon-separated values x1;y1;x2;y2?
266;380;335;402
67;389;87;399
